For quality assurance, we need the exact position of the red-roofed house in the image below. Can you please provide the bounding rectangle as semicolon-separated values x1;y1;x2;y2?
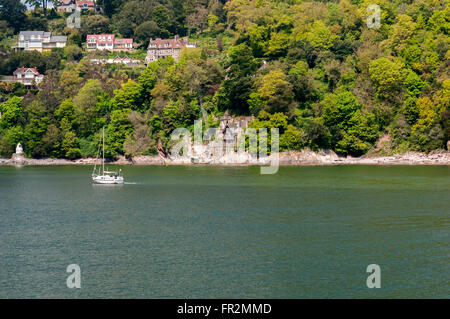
145;35;197;64
121;56;131;63
112;56;123;64
87;34;114;51
13;67;44;86
86;34;134;52
57;0;75;12
90;56;143;67
57;0;100;13
113;38;134;51
76;0;96;11
112;56;132;64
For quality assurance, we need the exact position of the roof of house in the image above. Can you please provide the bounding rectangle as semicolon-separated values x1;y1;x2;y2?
13;67;41;75
76;0;95;6
87;35;133;45
112;56;132;61
19;31;67;43
147;37;188;49
51;36;68;42
19;31;48;40
114;38;133;44
87;34;115;43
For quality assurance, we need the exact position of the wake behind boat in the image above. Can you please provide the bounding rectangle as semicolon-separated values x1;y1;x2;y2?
92;127;124;184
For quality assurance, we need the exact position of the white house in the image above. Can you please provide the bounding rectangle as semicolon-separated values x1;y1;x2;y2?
18;31;67;52
86;34;134;52
57;0;101;13
13;67;44;86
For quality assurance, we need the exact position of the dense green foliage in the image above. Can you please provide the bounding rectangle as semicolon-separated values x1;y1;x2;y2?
0;0;449;159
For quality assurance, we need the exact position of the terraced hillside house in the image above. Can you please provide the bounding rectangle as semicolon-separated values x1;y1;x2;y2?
17;31;67;52
13;67;44;86
86;34;134;52
57;0;100;13
145;36;197;64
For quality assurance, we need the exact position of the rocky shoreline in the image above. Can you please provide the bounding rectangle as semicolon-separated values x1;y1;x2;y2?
277;150;450;165
1;149;449;166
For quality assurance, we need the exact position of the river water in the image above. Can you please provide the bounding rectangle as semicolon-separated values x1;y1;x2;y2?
0;165;448;298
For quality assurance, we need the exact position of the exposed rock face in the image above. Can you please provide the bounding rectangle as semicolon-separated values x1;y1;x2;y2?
279;150;340;165
128;156;165;165
11;153;26;164
278;150;450;165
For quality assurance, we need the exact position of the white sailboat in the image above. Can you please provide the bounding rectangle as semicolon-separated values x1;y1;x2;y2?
92;127;124;184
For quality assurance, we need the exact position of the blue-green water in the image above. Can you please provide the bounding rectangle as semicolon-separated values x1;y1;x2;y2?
0;165;449;298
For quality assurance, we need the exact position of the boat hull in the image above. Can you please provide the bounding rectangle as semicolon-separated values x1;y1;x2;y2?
92;175;124;184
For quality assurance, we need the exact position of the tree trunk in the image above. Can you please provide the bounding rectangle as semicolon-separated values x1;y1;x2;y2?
198;95;207;123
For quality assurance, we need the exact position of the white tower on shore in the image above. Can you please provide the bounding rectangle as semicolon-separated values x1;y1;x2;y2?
12;143;26;164
16;143;23;155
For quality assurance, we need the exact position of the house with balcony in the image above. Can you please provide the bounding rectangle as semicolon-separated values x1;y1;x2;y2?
113;38;134;51
86;34;134;52
76;0;97;11
57;0;100;13
57;0;74;12
12;67;44;86
17;31;67;52
145;36;198;64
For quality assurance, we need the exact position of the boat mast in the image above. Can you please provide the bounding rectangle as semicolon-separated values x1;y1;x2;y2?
102;126;105;175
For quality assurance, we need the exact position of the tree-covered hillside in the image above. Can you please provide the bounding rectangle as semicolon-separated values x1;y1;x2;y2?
0;0;449;159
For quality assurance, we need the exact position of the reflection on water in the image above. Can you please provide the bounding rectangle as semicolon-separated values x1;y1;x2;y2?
0;165;449;298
